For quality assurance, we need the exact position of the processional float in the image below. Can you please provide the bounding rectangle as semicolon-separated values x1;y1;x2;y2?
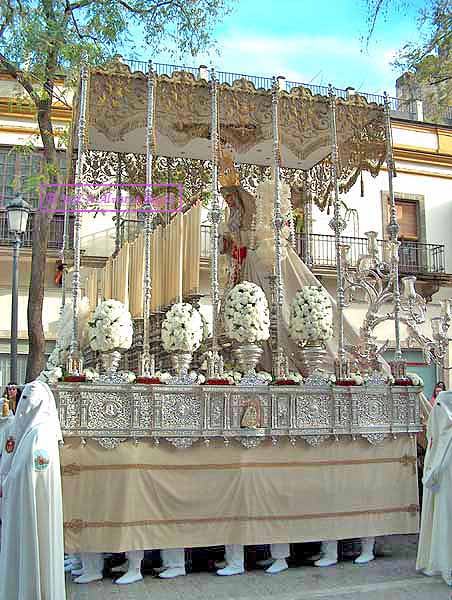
52;60;449;553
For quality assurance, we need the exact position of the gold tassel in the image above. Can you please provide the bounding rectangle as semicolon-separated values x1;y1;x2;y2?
360;171;364;198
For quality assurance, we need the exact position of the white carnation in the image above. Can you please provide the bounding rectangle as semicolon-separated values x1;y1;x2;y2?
289;286;333;344
88;300;133;352
224;281;270;344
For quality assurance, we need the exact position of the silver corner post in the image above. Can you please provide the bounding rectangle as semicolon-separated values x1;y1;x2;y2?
68;64;89;375
59;185;69;314
328;84;347;377
141;59;156;377
383;92;403;365
209;67;221;374
271;76;283;378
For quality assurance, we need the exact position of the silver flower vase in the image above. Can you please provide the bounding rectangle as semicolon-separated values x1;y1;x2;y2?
299;341;327;378
99;349;122;381
169;351;193;385
171;351;193;376
233;343;264;385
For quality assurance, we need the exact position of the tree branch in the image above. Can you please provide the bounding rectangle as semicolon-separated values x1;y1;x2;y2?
365;0;386;47
116;0;175;15
0;53;41;104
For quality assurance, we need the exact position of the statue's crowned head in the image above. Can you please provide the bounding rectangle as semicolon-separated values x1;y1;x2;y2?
219;146;240;188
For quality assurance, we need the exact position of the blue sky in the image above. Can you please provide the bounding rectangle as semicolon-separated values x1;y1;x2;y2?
134;0;426;96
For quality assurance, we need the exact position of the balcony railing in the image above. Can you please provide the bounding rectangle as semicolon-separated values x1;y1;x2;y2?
200;226;446;276
295;234;445;276
0;211;73;250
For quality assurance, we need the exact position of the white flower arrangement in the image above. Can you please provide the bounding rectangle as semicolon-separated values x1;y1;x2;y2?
38;366;63;385
256;371;273;384
288;371;304;384
84;367;100;382
289;286;333;344
155;370;172;383
39;297;91;382
189;371;206;385
330;372;364;386
224;281;270;344
407;372;424;386
117;370;136;383
161;303;203;353
223;370;243;385
88;299;133;353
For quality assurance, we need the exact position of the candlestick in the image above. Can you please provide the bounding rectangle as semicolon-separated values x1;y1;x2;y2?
179;213;183;304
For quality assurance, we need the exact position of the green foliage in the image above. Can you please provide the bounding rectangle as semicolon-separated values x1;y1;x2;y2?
365;0;452;111
0;0;234;87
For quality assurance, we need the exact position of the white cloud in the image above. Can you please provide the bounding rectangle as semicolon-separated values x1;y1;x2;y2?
194;33;398;93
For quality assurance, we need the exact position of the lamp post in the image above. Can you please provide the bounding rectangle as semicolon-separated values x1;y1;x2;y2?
5;196;30;383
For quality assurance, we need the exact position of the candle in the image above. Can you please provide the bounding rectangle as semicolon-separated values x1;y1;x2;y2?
401;276;417;300
440;299;451;318
365;231;378;256
179;213;183;303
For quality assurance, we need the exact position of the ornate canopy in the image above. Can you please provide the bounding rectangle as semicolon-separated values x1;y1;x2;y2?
76;60;387;210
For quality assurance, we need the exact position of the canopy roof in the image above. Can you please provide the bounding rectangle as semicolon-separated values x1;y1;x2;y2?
77;60;387;209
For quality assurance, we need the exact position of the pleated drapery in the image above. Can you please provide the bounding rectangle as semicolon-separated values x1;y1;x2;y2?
94;203;201;315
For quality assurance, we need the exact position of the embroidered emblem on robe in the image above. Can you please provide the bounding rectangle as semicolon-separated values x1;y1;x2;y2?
5;436;15;453
33;449;50;471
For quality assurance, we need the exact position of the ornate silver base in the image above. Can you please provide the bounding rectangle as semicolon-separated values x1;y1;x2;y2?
99;350;123;384
169;352;193;385
233;343;266;386
299;342;327;378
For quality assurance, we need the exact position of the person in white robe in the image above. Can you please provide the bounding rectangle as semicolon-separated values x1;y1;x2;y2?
313;538;375;567
417;389;452;586
0;379;66;600
111;548;186;582
217;544;289;576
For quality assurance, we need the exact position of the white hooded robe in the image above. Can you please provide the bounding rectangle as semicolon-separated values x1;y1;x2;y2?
416;390;452;585
0;380;66;600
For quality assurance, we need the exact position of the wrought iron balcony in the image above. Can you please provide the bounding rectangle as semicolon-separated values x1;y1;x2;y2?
0;211;73;250
200;225;446;277
296;233;445;276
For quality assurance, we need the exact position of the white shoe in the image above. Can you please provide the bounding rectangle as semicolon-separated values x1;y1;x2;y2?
314;541;338;567
354;552;375;565
74;573;103;584
217;565;244;576
71;567;84;577
115;570;143;585
265;559;288;574
159;567;186;579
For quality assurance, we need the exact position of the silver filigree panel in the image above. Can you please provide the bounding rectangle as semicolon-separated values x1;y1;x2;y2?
53;383;422;449
159;393;201;430
295;393;331;429
86;392;133;431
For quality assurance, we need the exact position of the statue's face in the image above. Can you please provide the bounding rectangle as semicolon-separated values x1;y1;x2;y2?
224;192;238;209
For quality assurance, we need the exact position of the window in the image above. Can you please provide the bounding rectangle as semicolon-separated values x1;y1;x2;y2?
0;354;28;387
0;147;68;209
382;192;426;275
395;199;419;241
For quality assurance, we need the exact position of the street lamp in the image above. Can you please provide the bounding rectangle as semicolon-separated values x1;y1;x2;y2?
5;195;30;383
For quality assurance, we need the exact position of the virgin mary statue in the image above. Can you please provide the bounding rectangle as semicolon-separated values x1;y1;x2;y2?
219;150;361;372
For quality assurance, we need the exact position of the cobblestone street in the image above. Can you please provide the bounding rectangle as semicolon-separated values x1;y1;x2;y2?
66;536;452;600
